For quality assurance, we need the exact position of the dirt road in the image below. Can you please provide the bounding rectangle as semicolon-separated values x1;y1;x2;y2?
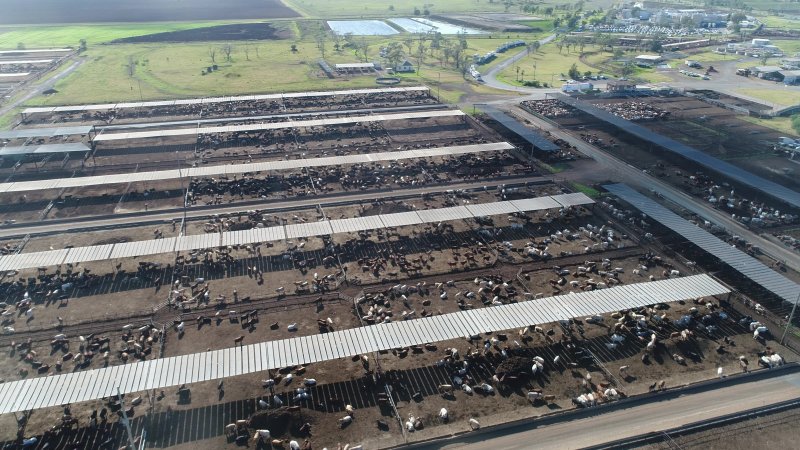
427;369;800;450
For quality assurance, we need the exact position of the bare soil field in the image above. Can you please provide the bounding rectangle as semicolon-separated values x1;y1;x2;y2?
112;23;292;44
0;0;298;25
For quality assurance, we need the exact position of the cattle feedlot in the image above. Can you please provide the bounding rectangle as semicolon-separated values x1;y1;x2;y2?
2;1;800;448
0;84;795;450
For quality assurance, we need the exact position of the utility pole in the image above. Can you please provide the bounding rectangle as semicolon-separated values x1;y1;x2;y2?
780;291;800;345
117;387;137;450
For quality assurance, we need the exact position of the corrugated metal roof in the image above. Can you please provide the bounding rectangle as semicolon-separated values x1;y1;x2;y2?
1;194;592;271
22;87;430;115
0;274;727;414
0;142;513;193
0;143;90;156
557;94;800;209
0;125;93;139
482;105;560;152
605;183;799;305
92;110;465;142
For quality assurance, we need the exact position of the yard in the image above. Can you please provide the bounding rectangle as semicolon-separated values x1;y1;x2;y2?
741;116;799;137
736;88;800;107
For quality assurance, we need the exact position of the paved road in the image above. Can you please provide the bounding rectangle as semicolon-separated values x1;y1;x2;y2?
481;34;560;95
428;371;800;450
507;105;800;272
0;57;83;119
0;175;552;238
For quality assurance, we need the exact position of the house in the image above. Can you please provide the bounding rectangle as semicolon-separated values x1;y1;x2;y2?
634;54;662;67
606;80;637;92
395;60;415;73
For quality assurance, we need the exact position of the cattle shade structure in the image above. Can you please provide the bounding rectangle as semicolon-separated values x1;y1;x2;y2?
0;143;90;157
554;94;800;209
481;105;560;152
21;86;430;115
0;59;53;65
0;142;514;193
604;183;800;305
0;125;93;140
92;110;465;142
0;48;71;55
0;193;593;272
0;274;729;414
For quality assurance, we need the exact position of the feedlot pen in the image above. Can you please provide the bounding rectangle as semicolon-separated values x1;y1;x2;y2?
0;87;796;450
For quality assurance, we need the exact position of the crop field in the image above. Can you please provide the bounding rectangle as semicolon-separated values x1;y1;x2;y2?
0;0;298;25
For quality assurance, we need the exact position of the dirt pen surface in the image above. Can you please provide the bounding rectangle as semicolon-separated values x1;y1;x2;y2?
2;88;798;450
0;0;298;24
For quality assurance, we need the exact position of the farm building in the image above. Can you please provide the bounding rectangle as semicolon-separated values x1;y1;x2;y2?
635;54;662;67
334;62;375;73
395;59;415;73
780;70;800;85
752;66;784;81
781;57;800;70
606;80;637;92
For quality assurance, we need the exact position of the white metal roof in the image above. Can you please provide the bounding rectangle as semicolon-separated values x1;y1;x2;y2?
0;72;29;77
0;143;90;156
605;183;800;305
0;59;52;65
92;110;464;142
335;63;375;69
22;86;430;115
0;274;727;414
0;142;513;193
0;193;592;271
551;192;596;207
0;48;71;54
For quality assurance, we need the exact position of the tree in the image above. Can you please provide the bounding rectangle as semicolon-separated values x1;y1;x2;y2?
385;42;404;69
78;39;87;52
315;32;327;59
208;48;216;63
126;56;136;77
221;44;233;62
244;45;250;61
792;114;800;135
16;42;25;50
359;37;371;62
416;42;426;74
530;41;540;53
621;61;634;78
290;44;298;53
568;63;581;80
403;38;414;55
613;47;624;59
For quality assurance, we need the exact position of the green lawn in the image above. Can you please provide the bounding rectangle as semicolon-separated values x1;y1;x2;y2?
25;32;516;106
737;88;800;107
0;21;265;48
497;44;597;87
741;116;799;137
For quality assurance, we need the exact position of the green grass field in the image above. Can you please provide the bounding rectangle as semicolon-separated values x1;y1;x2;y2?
0;21;268;48
497;44;597;87
737;88;800;107
740;116;799;137
25;32;516;105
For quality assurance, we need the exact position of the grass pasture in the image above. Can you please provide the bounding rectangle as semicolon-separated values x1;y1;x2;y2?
737;88;800;107
740;116;799;137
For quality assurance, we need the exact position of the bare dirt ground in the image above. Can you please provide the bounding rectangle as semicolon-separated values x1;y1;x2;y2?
636;404;800;449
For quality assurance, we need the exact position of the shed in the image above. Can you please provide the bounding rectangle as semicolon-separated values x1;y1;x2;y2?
634;54;662;67
752;66;784;80
780;70;800;85
395;60;415;73
606;80;637;92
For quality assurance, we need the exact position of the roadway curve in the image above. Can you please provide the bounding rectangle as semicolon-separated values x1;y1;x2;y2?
506;105;800;272
480;34;559;94
0;57;83;119
421;370;800;450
